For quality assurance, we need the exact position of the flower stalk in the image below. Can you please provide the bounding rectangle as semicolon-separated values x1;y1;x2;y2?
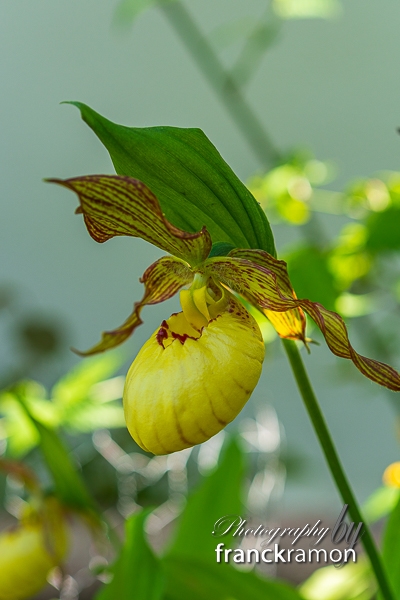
282;338;395;600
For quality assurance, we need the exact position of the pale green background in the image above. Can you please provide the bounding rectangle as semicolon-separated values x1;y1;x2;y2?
1;0;400;511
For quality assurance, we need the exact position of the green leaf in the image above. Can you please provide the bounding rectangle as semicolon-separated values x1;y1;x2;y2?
51;352;124;409
96;510;165;600
33;419;96;511
380;494;400;598
163;556;304;600
366;207;400;253
167;437;245;561
362;486;400;524
15;390;95;511
0;392;39;457
114;0;156;26
67;102;276;256
300;558;375;600
113;0;181;28
65;402;125;432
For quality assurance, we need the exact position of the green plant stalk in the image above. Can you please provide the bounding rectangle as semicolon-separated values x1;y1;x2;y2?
159;1;281;168
282;338;395;600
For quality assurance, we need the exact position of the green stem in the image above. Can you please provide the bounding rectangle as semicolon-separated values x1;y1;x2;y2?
159;1;281;168
282;339;394;600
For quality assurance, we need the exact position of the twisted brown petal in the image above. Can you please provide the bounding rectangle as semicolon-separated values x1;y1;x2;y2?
48;175;212;266
227;249;306;342
207;253;400;391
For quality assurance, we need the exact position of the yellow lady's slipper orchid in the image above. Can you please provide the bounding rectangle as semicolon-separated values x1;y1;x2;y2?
50;175;400;454
0;497;68;600
125;287;265;453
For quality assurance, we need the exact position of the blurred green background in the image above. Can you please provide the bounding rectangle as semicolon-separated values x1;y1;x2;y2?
1;0;400;517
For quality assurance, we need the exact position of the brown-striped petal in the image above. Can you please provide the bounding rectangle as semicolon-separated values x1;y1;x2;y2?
76;256;193;356
207;254;400;391
227;249;306;341
48;175;212;266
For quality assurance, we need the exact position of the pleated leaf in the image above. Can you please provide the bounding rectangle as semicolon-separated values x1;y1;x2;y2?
66;102;276;256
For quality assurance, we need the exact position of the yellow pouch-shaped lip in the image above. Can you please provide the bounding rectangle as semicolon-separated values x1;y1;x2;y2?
123;298;265;455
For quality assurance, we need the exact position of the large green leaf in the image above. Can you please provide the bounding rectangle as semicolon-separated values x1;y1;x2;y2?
380;494;400;598
67;102;276;256
163;556;304;600
96;510;165;600
167;437;244;561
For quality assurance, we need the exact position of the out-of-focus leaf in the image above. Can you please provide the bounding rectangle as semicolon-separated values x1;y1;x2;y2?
51;353;124;408
366;207;400;253
67;102;276;256
114;0;182;27
163;556;304;600
286;246;338;311
96;510;164;600
300;558;375;600
381;494;400;598
362;486;400;524
65;403;125;432
335;293;375;318
272;0;341;20
114;0;156;26
328;224;371;289
167;437;244;561
0;393;39;457
25;396;59;426
34;420;96;511
249;156;332;225
343;177;391;219
16;393;95;511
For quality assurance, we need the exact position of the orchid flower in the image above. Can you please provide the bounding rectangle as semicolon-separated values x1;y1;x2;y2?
0;496;68;600
50;175;400;455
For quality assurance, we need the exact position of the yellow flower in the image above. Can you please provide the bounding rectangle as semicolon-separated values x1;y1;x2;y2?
125;286;264;453
0;497;68;600
383;462;400;488
50;175;400;454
